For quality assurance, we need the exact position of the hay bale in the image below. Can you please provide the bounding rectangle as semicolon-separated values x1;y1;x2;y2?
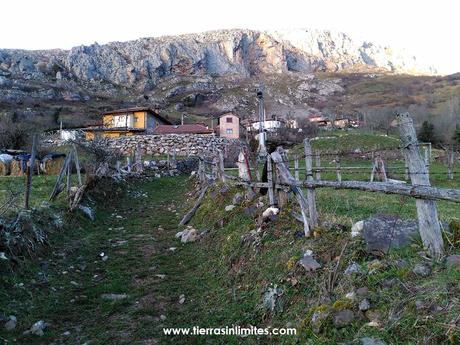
43;156;65;175
10;160;25;176
0;161;9;176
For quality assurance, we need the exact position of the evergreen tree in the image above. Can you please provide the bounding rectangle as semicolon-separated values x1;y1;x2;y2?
452;124;460;146
417;121;436;143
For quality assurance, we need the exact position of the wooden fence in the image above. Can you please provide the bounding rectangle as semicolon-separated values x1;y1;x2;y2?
196;113;460;259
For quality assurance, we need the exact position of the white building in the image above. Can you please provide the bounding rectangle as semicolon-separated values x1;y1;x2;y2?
246;120;285;132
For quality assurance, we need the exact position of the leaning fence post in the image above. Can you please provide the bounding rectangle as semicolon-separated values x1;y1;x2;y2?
271;148;310;237
24;134;38;209
315;150;321;181
72;144;82;186
335;154;342;182
397;112;443;258
304;139;318;227
266;155;276;206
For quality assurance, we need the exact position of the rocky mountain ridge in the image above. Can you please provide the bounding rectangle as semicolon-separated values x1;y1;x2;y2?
0;28;445;128
0;28;435;88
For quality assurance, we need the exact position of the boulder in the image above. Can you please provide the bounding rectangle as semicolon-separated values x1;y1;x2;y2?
299;252;321;272
4;316;17;331
344;262;363;275
362;215;419;255
262;207;279;221
351;220;364;237
78;205;95;221
225;205;235;212
333;309;354;327
359;298;371;311
232;192;243;205
176;228;199;243
412;263;431;277
29;320;47;337
446;255;460;269
243;205;258;219
311;308;330;334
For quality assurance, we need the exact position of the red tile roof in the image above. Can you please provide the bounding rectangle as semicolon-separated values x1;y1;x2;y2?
153;124;213;135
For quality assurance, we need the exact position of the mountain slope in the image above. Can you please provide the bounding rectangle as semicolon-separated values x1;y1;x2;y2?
1;28;456;133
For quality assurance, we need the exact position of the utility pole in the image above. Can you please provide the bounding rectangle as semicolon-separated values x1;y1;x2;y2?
257;85;267;157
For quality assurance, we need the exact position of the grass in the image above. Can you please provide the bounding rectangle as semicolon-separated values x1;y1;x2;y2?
0;172;459;344
0;176;189;344
1;129;460;344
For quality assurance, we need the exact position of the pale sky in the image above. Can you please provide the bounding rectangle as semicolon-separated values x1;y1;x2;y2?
1;0;458;74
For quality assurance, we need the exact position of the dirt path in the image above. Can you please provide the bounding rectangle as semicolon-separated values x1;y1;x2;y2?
1;176;196;345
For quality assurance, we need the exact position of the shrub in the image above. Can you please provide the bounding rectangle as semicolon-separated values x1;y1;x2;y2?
0;114;32;150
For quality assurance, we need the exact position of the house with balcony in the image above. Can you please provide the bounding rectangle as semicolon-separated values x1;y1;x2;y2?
84;107;171;140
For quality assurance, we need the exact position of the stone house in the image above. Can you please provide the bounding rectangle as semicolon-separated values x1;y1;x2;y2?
217;113;240;139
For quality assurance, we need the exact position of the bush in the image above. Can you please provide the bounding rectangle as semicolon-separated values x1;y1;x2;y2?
0;115;32;150
417;121;437;144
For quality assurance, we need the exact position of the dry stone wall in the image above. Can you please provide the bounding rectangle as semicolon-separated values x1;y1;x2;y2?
102;134;241;156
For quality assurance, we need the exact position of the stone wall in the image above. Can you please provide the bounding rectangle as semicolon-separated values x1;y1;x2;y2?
100;134;241;156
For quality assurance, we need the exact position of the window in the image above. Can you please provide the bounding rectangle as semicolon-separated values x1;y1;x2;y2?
226;128;233;134
226;117;233;123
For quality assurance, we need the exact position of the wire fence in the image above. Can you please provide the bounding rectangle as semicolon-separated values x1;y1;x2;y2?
196;113;459;258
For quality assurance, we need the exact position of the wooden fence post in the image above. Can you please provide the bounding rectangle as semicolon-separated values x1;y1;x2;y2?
66;151;72;195
403;149;410;181
397;112;443;258
294;156;299;181
218;150;226;183
212;155;219;180
271;148;310;237
237;150;250;182
72;144;82;186
424;146;430;172
116;160;121;177
24;134;37;209
447;149;454;180
126;157;132;173
304;139;318;227
315;150;321;181
275;152;289;207
49;154;71;200
266;155;276;206
370;152;376;182
335;154;342;182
